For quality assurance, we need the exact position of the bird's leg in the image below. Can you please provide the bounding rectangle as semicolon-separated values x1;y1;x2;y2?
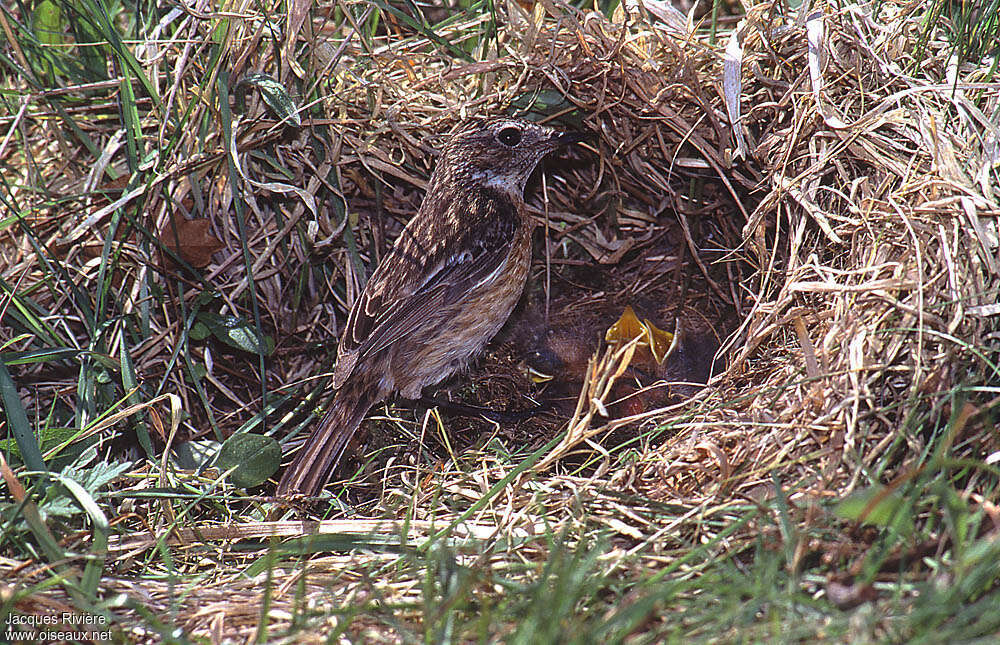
414;395;553;424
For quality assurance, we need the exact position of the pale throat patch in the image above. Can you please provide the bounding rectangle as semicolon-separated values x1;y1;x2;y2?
468;169;530;195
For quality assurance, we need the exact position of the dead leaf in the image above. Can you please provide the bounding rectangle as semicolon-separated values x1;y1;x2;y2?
158;213;224;269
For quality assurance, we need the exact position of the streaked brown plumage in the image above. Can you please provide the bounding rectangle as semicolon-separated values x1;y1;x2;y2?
278;118;590;496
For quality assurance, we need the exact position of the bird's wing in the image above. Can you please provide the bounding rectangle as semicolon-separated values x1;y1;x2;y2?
333;187;520;385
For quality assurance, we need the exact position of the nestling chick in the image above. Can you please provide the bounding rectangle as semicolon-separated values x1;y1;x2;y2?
277;118;591;496
511;301;726;417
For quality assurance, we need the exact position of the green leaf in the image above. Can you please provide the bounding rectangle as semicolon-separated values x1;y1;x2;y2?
216;433;281;488
120;340;153;457
77;0;161;106
196;312;272;355
0;359;48;486
189;321;211;341
7;486;67;579
0;347;81;365
234;73;301;127
190;362;208;380
835;486;913;536
31;0;65;47
0;426;80;462
170;439;221;471
49;472;109;600
119;65;143;171
510;90;585;129
0;278;62;347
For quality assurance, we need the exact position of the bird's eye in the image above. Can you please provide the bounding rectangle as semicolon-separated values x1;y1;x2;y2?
496;126;522;147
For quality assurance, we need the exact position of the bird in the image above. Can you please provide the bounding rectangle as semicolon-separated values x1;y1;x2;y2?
502;280;730;418
277;117;592;496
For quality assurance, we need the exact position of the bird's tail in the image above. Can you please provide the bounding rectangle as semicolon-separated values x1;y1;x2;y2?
277;371;382;497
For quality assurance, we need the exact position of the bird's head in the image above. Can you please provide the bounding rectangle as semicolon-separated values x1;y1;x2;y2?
434;117;592;196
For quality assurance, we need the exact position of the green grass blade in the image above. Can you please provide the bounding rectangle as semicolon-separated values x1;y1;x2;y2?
0;359;48;479
49;472;110;600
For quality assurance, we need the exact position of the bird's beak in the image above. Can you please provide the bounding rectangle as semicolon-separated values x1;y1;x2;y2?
554;130;597;146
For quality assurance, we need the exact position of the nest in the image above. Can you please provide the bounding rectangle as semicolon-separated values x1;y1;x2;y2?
2;0;999;640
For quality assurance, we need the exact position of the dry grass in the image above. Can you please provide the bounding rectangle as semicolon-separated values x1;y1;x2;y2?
2;0;999;641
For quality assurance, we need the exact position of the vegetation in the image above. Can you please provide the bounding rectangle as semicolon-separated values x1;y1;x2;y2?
1;0;998;642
